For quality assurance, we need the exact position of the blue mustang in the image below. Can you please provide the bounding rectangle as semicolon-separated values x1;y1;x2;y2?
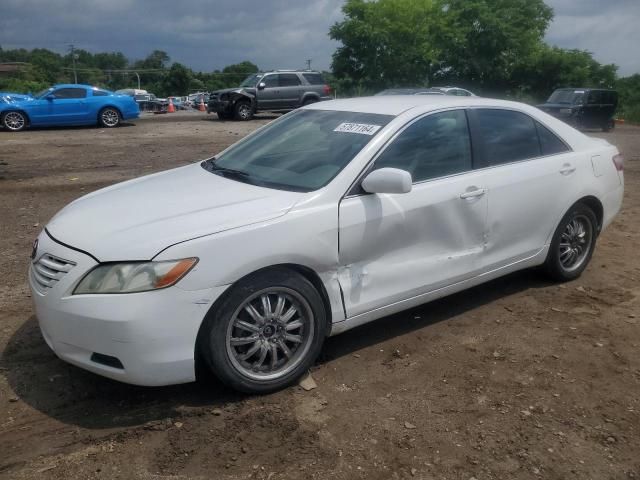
0;84;139;132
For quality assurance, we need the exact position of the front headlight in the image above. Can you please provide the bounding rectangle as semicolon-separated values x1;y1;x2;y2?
74;258;198;294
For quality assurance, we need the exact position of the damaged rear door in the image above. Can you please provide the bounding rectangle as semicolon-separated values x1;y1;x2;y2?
337;109;488;317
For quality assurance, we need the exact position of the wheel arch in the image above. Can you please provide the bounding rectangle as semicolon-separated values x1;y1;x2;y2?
194;263;333;379
576;195;604;233
98;104;122;117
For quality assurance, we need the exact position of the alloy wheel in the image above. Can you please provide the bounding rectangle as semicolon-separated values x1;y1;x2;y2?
4;112;25;131
558;214;593;272
225;287;314;381
101;109;119;127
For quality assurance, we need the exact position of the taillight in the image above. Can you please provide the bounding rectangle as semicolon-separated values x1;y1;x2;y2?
323;84;331;96
612;153;624;171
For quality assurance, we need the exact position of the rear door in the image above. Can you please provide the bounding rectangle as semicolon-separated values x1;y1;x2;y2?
467;108;577;271
276;73;303;108
338;109;488;317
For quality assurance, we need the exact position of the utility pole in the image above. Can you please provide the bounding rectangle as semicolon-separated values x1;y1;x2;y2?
69;44;78;83
305;59;312;70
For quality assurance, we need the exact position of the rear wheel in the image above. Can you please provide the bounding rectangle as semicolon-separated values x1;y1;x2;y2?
99;107;121;128
544;203;597;281
302;97;318;106
233;101;253;121
2;111;27;132
200;268;327;393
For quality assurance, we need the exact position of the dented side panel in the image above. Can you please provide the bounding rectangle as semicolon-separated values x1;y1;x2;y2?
338;172;488;318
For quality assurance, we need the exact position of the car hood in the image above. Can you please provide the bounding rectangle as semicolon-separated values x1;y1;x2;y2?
211;87;256;96
47;163;304;261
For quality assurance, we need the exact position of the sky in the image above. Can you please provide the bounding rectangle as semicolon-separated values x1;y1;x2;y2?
0;0;639;76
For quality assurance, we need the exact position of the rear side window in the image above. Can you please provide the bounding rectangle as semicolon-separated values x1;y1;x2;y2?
374;110;472;183
278;74;301;87
474;109;541;166
53;88;87;99
302;73;325;85
536;121;570;155
93;90;109;97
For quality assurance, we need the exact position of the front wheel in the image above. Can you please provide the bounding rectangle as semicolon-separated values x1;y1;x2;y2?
201;268;327;393
2;111;27;132
233;101;253;121
99;107;121;128
544;204;597;281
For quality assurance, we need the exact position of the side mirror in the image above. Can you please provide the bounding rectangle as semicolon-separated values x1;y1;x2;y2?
45;94;55;101
361;168;412;194
257;82;266;90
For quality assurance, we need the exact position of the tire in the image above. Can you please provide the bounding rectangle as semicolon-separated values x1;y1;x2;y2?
602;119;614;132
2;111;27;132
98;107;121;128
216;111;232;120
544;203;598;282
200;267;327;393
302;97;318;106
233;101;253;121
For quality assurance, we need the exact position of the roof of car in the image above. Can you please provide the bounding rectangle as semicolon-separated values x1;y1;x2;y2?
306;95;531;116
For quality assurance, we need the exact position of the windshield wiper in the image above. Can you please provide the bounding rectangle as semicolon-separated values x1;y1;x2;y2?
202;159;250;179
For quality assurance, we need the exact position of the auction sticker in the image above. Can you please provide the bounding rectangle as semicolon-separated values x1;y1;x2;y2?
334;122;382;135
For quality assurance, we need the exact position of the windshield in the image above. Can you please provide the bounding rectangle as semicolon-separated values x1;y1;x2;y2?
204;109;393;192
548;89;585;105
35;88;53;99
239;73;263;88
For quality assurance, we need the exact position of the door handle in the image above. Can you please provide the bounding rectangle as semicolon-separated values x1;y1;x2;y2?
559;164;576;175
460;188;487;199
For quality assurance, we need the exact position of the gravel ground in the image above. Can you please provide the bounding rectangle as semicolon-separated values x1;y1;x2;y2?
0;111;639;480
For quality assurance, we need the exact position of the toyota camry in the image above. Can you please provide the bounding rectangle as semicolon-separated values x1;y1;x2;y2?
29;96;624;393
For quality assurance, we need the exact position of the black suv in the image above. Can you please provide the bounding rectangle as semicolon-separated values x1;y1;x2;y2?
537;88;618;131
207;70;332;121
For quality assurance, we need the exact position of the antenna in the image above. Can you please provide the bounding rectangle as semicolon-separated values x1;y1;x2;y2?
305;59;312;70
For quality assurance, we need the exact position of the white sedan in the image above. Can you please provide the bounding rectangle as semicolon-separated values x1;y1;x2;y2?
29;96;624;393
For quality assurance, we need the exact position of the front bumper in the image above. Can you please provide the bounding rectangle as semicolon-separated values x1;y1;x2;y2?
29;230;226;386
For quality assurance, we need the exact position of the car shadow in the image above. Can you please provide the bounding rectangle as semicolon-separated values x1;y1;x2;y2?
1;269;549;430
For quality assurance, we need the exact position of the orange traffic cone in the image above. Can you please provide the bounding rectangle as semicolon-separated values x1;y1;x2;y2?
167;98;176;113
198;97;206;112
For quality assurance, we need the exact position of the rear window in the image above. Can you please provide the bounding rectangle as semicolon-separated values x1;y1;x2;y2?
302;73;325;85
536;121;570;156
474;109;541;166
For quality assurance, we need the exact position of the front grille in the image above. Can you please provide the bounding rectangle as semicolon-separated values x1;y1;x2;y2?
31;254;76;294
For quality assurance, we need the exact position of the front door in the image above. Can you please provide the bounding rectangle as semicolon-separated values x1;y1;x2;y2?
30;87;89;125
255;74;280;110
338;109;488;317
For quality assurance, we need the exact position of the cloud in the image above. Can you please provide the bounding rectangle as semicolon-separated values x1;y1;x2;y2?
1;0;638;76
545;0;640;75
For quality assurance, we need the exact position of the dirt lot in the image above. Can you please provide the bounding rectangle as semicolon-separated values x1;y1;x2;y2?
0;111;639;480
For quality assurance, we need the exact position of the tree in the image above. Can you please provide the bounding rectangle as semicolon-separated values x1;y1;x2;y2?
330;0;554;94
161;62;191;96
330;0;440;91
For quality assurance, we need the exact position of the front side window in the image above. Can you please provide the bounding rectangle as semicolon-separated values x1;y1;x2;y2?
262;75;278;88
205;109;393;192
474;109;541;167
52;88;87;99
374;110;472;183
240;74;263;88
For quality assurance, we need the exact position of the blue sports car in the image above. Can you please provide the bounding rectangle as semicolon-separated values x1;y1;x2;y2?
0;84;139;132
